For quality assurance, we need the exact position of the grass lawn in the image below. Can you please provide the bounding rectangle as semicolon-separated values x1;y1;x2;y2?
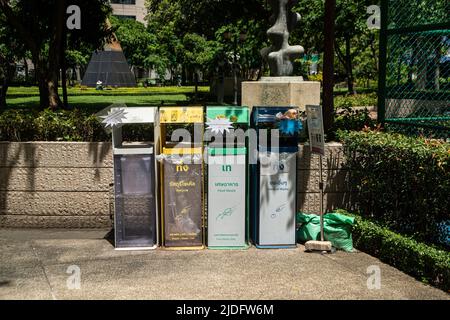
4;85;378;111
5;86;210;111
6;86;210;96
7;94;191;110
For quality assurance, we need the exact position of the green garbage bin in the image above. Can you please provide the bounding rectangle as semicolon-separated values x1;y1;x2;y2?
205;106;250;249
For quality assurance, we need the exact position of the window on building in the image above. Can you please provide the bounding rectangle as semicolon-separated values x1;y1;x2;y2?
113;15;136;21
111;0;136;5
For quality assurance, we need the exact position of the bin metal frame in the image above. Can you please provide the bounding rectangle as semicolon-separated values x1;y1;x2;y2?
205;106;250;250
111;107;159;251
158;106;205;250
250;107;300;249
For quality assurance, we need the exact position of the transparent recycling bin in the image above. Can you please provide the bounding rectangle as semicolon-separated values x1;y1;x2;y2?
255;149;297;247
110;107;158;250
207;148;247;249
114;153;156;249
162;151;204;249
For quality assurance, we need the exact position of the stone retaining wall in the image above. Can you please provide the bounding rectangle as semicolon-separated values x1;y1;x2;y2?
297;142;354;215
0;142;352;228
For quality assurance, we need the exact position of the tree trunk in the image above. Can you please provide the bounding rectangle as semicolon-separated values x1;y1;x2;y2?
218;64;225;104
345;34;355;95
47;70;62;110
60;28;68;109
322;0;336;133
75;66;82;82
1;0;65;109
0;82;7;108
33;60;38;84
427;46;440;90
194;69;199;103
0;60;14;109
23;57;29;83
415;44;426;90
0;70;10;108
182;65;187;86
62;67;68;109
35;56;62;110
38;74;49;109
35;57;60;110
46;0;65;110
369;33;379;73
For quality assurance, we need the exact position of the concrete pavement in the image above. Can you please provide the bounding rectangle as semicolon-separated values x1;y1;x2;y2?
0;229;448;300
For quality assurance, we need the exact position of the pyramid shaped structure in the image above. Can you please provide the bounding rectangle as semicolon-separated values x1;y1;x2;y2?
82;39;136;87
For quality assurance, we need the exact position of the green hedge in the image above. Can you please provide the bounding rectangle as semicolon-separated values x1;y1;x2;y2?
327;106;377;141
0;109;108;142
339;130;450;247
2;106;376;143
0;109;157;142
334;93;378;109
344;211;450;292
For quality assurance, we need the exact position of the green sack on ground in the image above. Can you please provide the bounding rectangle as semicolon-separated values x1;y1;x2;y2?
323;213;355;252
296;212;355;252
296;212;321;243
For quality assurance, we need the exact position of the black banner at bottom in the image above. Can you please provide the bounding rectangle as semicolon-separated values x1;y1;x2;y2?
1;300;447;319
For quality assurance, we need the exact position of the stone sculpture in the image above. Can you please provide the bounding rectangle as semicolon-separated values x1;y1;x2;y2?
261;0;305;76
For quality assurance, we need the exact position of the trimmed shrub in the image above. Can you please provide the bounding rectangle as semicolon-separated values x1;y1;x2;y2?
0;109;158;142
0;109;36;141
342;210;450;292
0;109;109;142
334;93;378;108
327;106;377;141
338;130;450;247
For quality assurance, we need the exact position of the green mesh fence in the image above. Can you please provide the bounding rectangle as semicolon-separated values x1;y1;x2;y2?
379;0;450;139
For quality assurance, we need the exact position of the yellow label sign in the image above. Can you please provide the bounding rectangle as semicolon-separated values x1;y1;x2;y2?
159;107;203;123
176;165;190;172
162;147;203;155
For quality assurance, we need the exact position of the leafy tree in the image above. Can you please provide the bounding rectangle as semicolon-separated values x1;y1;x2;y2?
146;0;270;83
0;13;26;109
333;0;374;93
182;33;219;95
295;0;379;93
146;0;184;83
65;48;90;84
110;16;153;70
176;0;268;38
0;0;112;109
215;19;267;79
146;0;381;89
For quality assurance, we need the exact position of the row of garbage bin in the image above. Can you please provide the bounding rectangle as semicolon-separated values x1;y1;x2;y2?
109;106;302;250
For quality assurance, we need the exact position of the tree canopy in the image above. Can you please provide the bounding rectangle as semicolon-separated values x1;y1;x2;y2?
0;0;382;108
0;0;112;109
145;0;380;89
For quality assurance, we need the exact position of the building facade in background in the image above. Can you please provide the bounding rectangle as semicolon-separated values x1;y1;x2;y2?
110;0;147;25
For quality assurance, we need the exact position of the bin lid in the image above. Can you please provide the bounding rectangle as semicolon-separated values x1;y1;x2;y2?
252;106;298;124
159;106;204;123
110;107;157;124
206;106;249;124
208;147;247;156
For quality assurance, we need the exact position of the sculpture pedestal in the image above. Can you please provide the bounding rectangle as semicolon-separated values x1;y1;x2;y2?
241;77;321;111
